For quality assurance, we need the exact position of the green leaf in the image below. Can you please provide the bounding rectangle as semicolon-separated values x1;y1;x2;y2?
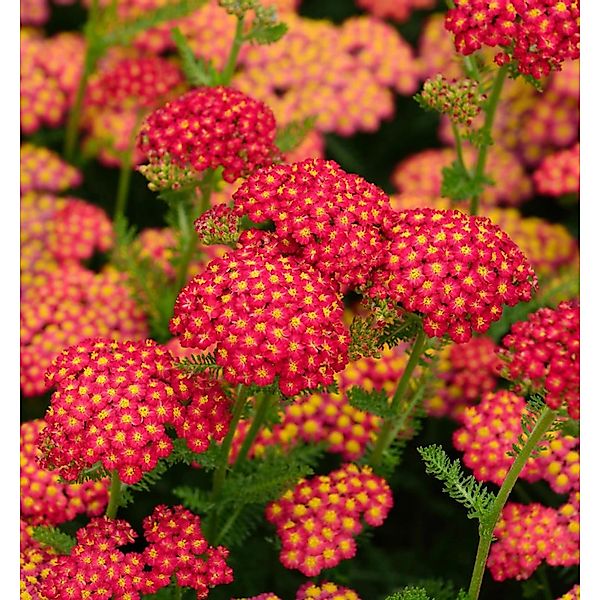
32;525;76;555
176;352;222;377
172;486;215;515
171;27;220;87
58;461;109;485
418;444;496;521
347;386;394;420
275;116;317;153
385;588;431;600
245;21;288;45
441;160;492;201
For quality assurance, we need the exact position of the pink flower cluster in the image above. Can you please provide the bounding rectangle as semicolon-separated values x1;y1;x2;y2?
488;492;579;580
445;0;580;79
235;581;361;600
533;143;579;196
20;144;82;194
426;337;501;418
138;86;279;184
453;390;580;492
39;506;233;599
266;463;392;576
21;266;148;397
557;585;580;600
40;338;231;483
171;232;349;396
86;56;184;111
369;208;536;342
233;159;394;291
499;300;580;418
356;0;436;22
21;420;109;525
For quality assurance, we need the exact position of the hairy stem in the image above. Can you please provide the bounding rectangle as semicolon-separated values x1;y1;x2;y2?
369;328;428;469
206;387;248;542
468;63;509;215
235;392;273;467
114;111;145;222
467;406;557;600
221;16;244;84
105;470;123;519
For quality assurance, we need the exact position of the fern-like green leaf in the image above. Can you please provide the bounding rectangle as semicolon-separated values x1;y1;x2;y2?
441;160;492;201
58;461;109;485
275;116;316;153
173;486;215;514
347;386;394;419
215;504;265;548
245;21;288;45
176;352;222;377
32;525;76;555
418;444;496;521
171;27;219;87
385;588;431;600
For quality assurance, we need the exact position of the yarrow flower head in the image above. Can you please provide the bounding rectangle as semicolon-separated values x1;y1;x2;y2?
86;56;184;111
417;75;485;126
21;420;109;525
233;158;394;291
533;143;579;196
40;338;231;483
355;0;435;22
453;390;580;492
20;144;82;194
141;505;233;596
138;86;280;186
171;232;350;396
499;300;580;418
296;581;362;599
445;0;580;79
369;208;537;342
487;494;579;581
266;463;392;576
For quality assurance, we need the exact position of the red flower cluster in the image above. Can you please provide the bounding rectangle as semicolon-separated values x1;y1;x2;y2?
487;493;579;580
20;144;82;194
138;86;279;184
499;300;580;418
266;463;392;576
369;208;536;342
86;56;184;111
142;505;233;596
233;159;394;290
39;506;233;599
453;390;579;492
40;338;231;483
558;585;580;600
20;266;148;397
426;337;501;418
171;232;350;396
46;198;114;262
445;0;580;79
533;143;579;196
20;520;58;599
21;420;109;526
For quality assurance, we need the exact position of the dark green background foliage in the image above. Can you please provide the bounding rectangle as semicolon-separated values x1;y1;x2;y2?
23;0;579;598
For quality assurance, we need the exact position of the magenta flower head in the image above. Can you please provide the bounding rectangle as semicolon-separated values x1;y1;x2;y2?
232;158;395;291
40;338;231;484
171;231;350;396
445;0;580;79
499;300;580;418
137;86;280;188
369;208;537;343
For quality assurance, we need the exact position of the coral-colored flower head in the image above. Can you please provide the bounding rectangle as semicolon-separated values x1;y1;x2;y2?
533;143;580;197
20;144;82;194
86;56;184;111
138;86;279;186
356;0;435;22
266;463;392;576
369;208;537;342
445;0;580;79
21;420;109;525
296;581;362;599
171;232;350;396
233;158;394;291
40;338;231;483
499;300;580;418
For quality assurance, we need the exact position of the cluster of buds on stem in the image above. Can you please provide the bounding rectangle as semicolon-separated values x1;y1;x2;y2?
416;75;485;127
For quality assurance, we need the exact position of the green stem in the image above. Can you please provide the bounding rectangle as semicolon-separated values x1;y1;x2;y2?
64;65;92;162
369;328;427;469
451;121;467;174
235;392;273;467
105;470;122;519
114;111;144;222
467;406;557;600
469;64;509;216
173;583;183;600
536;565;554;600
215;504;243;546
221;16;244;85
206;387;248;541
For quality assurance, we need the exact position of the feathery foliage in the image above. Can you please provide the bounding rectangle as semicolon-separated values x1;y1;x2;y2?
418;445;496;521
171;27;220;87
348;386;394;420
32;525;77;555
275;116;317;153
